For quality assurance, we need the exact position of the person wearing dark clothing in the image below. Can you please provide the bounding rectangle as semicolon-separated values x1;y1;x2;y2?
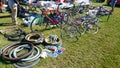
110;0;117;12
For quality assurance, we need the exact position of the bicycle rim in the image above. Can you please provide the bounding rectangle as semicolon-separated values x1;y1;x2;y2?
61;25;80;42
86;24;99;34
30;22;44;33
76;23;85;35
30;16;44;32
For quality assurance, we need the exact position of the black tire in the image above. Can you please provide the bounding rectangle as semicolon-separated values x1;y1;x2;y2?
2;42;34;61
3;28;26;41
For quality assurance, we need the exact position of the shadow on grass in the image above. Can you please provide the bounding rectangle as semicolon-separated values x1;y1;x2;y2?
0;55;20;65
0;56;12;64
113;4;120;8
31;26;58;33
0;23;14;26
0;15;11;18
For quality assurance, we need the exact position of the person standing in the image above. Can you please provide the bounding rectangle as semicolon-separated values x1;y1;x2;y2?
110;0;117;12
8;0;19;25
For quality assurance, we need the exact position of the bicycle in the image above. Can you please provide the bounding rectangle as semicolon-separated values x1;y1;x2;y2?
60;8;85;42
95;6;112;22
82;15;99;34
29;3;68;32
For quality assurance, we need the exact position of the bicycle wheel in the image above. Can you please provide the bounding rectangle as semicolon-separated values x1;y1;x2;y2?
85;24;99;34
77;24;85;35
59;12;69;31
2;42;34;61
30;15;44;32
61;24;81;42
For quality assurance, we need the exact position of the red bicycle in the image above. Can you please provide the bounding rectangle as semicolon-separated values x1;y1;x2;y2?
30;3;68;32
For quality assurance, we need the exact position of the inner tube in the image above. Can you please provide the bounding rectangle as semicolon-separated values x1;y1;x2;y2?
25;33;44;44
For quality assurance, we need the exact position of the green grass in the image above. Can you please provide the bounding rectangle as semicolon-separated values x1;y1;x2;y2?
0;2;120;68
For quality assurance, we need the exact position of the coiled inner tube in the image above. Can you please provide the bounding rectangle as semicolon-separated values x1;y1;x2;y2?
45;34;62;45
2;42;34;61
13;58;40;68
3;27;26;41
9;45;42;62
25;33;44;44
0;42;43;68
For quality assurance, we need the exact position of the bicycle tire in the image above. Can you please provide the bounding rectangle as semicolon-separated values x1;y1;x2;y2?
85;23;99;34
3;27;26;41
61;11;82;42
0;43;15;56
9;45;42;62
2;42;34;61
25;33;44;44
61;24;81;42
30;15;44;32
13;58;40;68
77;24;85;35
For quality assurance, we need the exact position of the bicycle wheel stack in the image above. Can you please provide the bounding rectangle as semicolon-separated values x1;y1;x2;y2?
0;42;42;68
0;29;65;67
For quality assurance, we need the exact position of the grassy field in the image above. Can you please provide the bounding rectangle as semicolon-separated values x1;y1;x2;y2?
0;1;120;68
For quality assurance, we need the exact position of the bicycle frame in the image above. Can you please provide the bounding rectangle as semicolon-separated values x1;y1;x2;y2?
30;3;67;32
40;4;63;25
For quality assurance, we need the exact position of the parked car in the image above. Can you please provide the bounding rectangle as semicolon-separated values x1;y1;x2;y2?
107;0;120;5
